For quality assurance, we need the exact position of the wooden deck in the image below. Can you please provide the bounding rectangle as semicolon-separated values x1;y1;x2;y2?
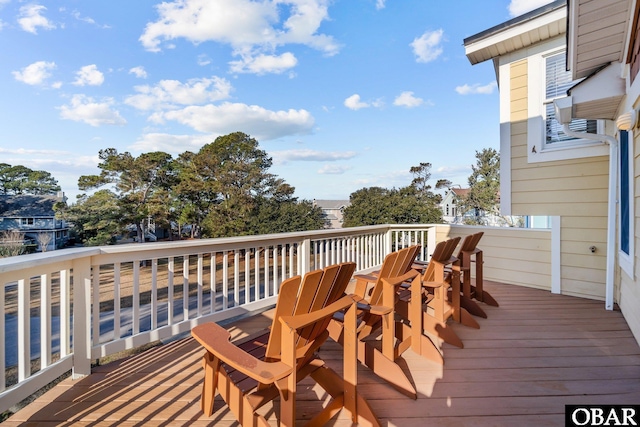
5;281;640;426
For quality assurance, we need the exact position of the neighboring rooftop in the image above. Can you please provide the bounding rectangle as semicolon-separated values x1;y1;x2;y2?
0;194;65;218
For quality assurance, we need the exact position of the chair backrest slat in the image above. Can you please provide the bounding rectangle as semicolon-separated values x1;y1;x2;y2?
369;245;421;305
265;262;356;362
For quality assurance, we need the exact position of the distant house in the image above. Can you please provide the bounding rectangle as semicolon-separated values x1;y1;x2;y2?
0;192;69;251
440;188;469;223
313;199;350;229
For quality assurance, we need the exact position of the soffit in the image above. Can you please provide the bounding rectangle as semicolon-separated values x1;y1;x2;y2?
568;62;626;120
464;2;566;65
568;0;633;79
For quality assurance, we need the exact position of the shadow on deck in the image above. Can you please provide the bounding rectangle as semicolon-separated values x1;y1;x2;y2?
5;282;640;426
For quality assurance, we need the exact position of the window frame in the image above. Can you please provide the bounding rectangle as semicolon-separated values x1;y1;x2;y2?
527;45;609;163
619;130;635;277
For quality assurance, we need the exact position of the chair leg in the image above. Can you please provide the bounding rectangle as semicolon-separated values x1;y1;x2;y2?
472;285;499;307
460;307;480;329
360;339;418;399
310;364;382;427
461;294;487;318
201;352;220;416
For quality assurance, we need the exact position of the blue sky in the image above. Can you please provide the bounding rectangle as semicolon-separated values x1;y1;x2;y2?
0;0;553;202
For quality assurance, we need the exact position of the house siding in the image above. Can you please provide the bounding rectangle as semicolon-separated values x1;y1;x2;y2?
437;224;552;290
507;57;609;301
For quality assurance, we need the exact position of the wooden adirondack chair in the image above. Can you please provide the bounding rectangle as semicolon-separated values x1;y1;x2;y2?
328;245;442;400
457;232;498;309
399;237;479;350
191;262;381;427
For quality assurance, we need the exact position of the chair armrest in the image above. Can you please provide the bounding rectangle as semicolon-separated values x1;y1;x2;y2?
381;269;420;288
422;280;444;289
192;322;292;384
280;295;356;330
355;301;393;316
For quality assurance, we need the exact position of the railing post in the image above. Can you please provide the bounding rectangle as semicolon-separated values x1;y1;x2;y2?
385;228;393;257
72;257;92;379
427;226;437;262
299;238;311;276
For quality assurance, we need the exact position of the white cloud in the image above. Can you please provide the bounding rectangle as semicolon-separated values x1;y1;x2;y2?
18;4;56;34
129;66;148;79
318;164;350;174
229;52;298;74
130;133;213;154
73;65;104;86
125;76;232;110
411;29;444;63
508;0;554;17
271;149;357;164
393;91;423;108
12;61;56;85
455;81;497;95
197;54;211;66
344;94;369;110
58;94;126;127
155;102;314;141
376;0;386;10
139;0;339;74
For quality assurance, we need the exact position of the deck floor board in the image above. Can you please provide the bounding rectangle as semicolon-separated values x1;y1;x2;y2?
5;281;640;426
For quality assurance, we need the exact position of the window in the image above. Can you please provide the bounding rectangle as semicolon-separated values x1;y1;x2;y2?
543;52;597;146
619;130;634;277
21;218;34;225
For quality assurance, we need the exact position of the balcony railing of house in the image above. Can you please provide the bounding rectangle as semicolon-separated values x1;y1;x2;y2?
0;223;552;413
0;224;438;411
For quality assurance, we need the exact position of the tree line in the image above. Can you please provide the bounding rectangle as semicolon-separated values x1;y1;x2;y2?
1;132;502;248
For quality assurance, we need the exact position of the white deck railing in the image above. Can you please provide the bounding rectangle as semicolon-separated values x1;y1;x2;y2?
0;224;438;412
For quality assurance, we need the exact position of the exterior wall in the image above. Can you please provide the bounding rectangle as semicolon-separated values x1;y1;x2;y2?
618;80;640;344
435;224;552;290
503;50;609;301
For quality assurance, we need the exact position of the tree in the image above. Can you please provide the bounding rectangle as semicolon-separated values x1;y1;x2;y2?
78;149;176;242
0;163;61;195
57;190;122;246
343;186;442;227
35;232;53;252
458;148;500;225
0;230;27;257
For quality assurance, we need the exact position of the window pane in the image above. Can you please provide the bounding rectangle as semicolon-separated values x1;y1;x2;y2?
545;52;597;144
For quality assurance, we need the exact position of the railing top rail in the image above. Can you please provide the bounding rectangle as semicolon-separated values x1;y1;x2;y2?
0;224;441;272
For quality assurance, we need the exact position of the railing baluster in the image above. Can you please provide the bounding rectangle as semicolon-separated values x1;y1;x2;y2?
91;268;99;346
182;256;189;320
273;247;279;295
168;257;174;325
254;249;260;302
234;251;240;306
60;269;70;358
114;263;121;338
18;278;29;382
197;254;203;317
245;249;251;303
223;251;229;309
152;258;158;330
133;261;140;335
264;248;269;298
211;252;217;312
40;274;51;369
